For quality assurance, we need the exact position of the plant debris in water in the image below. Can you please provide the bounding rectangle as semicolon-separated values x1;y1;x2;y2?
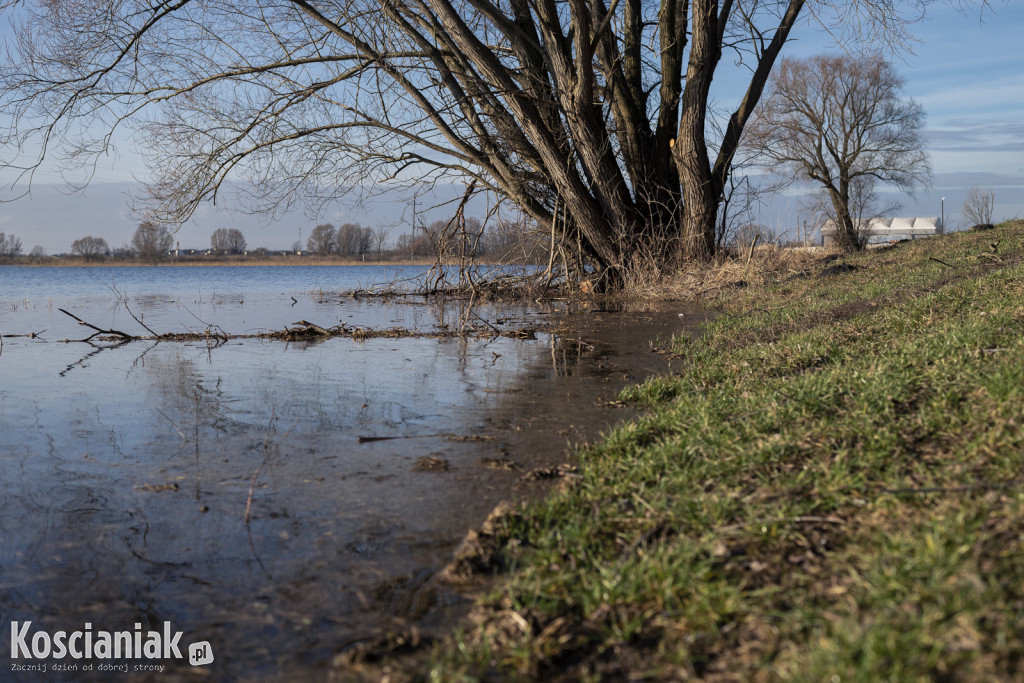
57;309;540;345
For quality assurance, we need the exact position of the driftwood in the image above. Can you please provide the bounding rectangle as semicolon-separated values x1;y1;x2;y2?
55;310;538;345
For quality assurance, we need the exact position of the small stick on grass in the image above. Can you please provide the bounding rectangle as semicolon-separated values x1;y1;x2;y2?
746;234;760;266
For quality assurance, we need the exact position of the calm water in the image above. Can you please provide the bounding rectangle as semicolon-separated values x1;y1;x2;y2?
0;264;508;339
0;265;690;680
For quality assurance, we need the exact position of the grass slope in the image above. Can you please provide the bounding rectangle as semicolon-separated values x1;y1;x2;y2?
424;222;1024;681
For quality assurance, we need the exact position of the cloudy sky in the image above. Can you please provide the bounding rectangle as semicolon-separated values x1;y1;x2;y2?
1;1;1021;253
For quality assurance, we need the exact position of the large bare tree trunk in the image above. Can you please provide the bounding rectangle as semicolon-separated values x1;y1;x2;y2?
674;0;722;262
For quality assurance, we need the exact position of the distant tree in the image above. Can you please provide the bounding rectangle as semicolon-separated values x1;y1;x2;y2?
306;223;336;255
131;221;173;262
395;231;431;258
29;245;46;257
210;227;247;254
421;221;450;257
334;223;361;256
750;54;930;251
962;186;995;227
71;235;110;259
0;231;23;257
290;240;302;253
482;219;548;262
371;227;391;257
334;224;372;256
733;223;776;249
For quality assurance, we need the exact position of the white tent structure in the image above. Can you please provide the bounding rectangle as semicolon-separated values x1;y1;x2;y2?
820;217;942;245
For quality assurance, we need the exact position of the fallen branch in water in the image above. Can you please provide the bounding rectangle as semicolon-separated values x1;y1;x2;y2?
0;330;45;338
60;308;137;341
52;310;542;345
357;433;497;443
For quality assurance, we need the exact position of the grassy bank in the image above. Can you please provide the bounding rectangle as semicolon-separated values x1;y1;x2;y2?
413;222;1024;680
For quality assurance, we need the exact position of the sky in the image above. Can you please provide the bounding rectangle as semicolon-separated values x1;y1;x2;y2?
1;1;1022;253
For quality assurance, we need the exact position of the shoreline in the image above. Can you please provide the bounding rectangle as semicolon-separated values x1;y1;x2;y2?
376;220;1024;681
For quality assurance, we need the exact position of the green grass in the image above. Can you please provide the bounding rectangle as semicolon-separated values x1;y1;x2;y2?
419;222;1024;681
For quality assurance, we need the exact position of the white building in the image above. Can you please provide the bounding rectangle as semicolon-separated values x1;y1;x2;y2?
820;217;942;245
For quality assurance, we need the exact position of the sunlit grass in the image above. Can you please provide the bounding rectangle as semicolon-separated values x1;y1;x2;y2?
416;221;1024;681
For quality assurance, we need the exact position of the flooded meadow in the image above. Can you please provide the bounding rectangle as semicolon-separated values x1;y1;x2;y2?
0;265;699;680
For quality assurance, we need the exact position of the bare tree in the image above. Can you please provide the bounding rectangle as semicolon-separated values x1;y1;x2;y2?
962;186;995;227
71;236;110;260
749;54;930;251
483;218;547;262
29;245;46;257
733;223;776;250
0;1;972;283
0;232;23;257
371;227;392;257
210;227;247;254
131;221;174;262
335;223;373;256
306;223;336;255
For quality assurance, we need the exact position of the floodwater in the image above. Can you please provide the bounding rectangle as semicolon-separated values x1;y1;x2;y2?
0;265;702;680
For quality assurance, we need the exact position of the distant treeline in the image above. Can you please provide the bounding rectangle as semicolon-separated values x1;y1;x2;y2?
0;217;550;265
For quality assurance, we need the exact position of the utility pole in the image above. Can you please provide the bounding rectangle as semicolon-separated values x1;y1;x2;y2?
411;195;417;263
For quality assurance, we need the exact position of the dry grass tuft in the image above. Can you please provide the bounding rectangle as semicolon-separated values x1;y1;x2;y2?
624;245;839;302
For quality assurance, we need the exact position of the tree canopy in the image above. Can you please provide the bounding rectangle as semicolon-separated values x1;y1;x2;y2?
211;227;248;254
0;231;23;257
71;235;111;259
0;0;981;284
749;54;929;250
132;221;174;261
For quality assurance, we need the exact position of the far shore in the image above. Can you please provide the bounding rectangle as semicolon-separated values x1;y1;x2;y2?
0;254;465;268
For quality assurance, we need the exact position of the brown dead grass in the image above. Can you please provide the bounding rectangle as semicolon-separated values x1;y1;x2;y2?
624;245;839;302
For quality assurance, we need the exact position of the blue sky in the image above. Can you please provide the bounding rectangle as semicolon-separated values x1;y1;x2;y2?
757;0;1024;237
1;1;1022;252
904;2;1024;177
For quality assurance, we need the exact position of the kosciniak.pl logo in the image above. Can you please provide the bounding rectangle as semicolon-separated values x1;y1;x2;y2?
9;621;214;671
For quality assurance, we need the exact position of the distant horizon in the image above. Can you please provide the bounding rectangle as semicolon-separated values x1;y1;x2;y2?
2;171;1023;255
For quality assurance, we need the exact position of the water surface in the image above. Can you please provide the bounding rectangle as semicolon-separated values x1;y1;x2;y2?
0;265;697;680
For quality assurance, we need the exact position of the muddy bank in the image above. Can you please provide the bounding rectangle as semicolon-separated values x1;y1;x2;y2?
332;302;706;676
